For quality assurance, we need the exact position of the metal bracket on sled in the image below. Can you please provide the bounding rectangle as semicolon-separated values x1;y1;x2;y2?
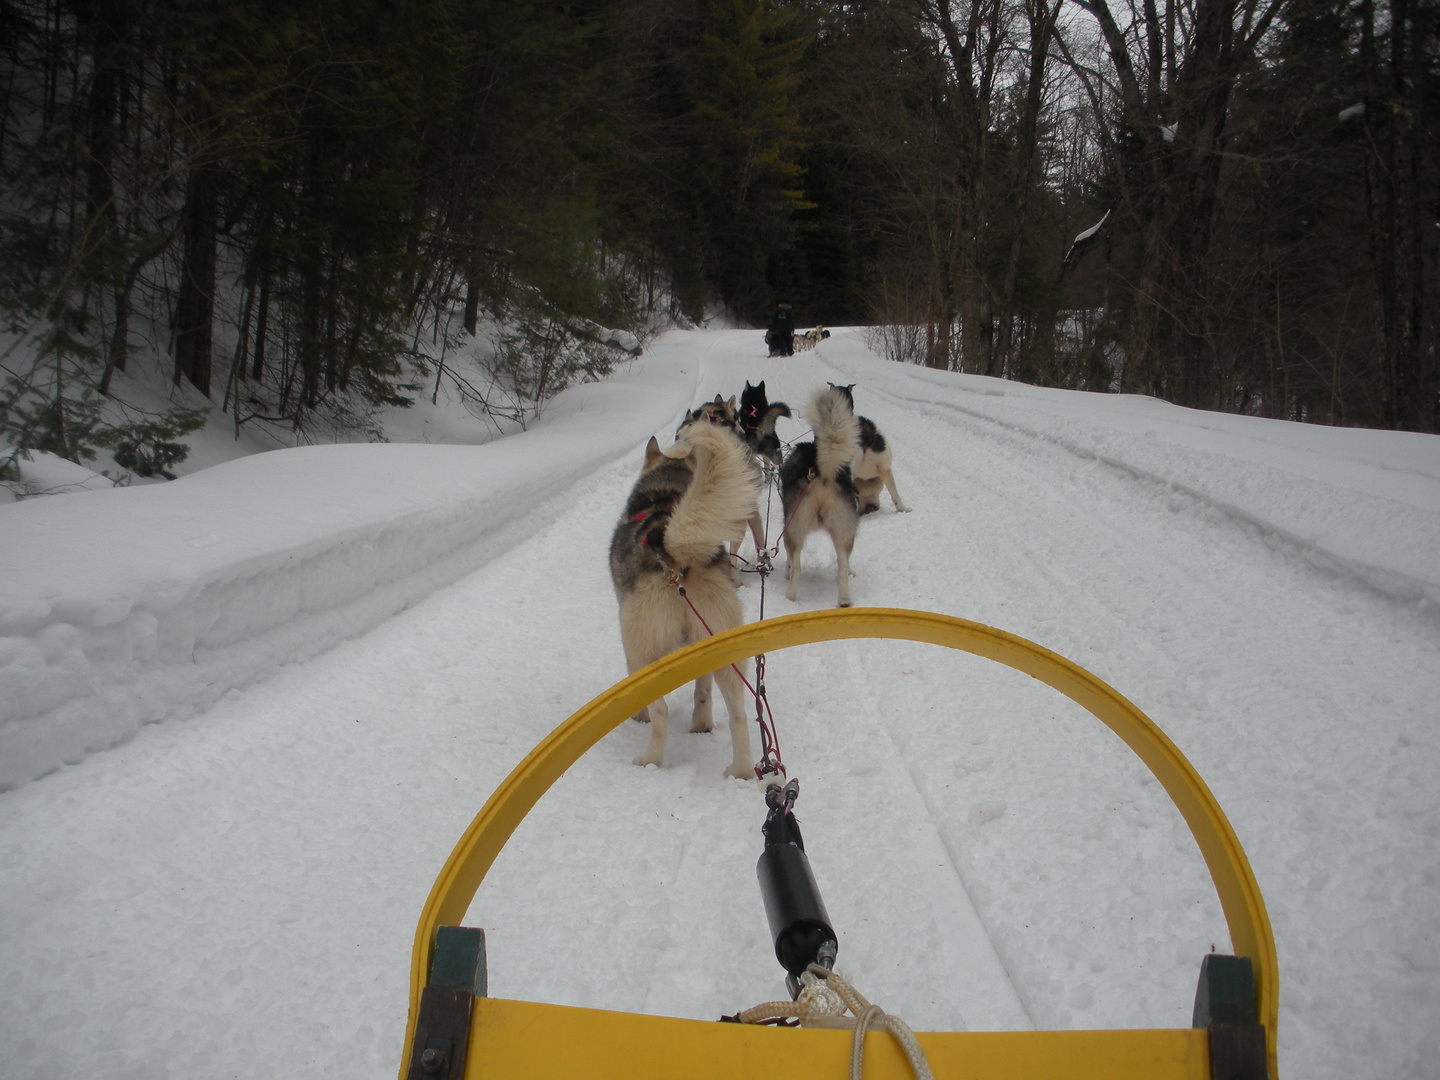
405;926;487;1080
1193;954;1267;1080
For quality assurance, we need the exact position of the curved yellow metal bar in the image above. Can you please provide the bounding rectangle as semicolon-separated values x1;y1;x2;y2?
402;608;1278;1077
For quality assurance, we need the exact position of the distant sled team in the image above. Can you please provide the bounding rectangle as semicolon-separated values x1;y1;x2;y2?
763;324;830;356
794;326;830;352
610;370;910;773
762;303;829;356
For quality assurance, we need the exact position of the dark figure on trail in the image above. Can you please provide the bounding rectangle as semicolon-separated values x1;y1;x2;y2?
765;302;795;357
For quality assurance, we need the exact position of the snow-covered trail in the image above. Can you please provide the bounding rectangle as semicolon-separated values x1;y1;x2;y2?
1;328;1437;1080
803;345;1440;1071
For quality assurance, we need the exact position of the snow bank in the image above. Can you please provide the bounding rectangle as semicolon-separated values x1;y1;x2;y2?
2;448;120;501
873;365;1440;609
0;355;697;791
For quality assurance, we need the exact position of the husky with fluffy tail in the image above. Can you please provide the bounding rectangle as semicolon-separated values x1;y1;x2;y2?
828;383;909;514
676;394;766;557
779;387;862;607
609;421;762;777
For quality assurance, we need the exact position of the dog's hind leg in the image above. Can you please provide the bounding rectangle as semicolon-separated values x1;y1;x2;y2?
831;520;857;608
621;590;680;764
882;467;910;512
714;663;754;779
747;509;766;553
680;575;752;777
784;538;803;601
634;695;670;767
691;673;714;732
834;543;854;607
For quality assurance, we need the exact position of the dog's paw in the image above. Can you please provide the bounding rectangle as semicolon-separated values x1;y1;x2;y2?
633;753;661;768
896;503;911;513
723;761;754;780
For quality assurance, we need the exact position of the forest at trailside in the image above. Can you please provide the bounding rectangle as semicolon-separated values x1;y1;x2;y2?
2;0;1436;485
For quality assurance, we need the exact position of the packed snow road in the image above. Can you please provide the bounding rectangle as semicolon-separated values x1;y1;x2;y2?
2;328;1437;1079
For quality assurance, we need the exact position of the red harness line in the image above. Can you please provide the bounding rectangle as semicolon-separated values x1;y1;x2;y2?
730;472;813;574
639;464;805;780
672;576;785;780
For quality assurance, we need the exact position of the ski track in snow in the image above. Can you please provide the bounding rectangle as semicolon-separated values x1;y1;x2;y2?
1;328;1438;1079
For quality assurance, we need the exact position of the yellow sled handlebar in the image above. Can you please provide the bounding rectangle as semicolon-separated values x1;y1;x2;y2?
402;607;1277;1077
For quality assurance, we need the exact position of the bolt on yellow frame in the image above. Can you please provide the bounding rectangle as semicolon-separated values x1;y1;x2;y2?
401;608;1277;1078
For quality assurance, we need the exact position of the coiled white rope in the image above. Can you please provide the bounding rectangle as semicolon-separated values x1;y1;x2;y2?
732;965;935;1080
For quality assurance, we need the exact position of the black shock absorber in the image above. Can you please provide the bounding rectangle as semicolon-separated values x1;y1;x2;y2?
756;779;838;999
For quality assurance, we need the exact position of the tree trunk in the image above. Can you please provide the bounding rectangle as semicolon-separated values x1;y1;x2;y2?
464;268;481;336
172;167;217;396
996;0;1063;376
251;274;270;382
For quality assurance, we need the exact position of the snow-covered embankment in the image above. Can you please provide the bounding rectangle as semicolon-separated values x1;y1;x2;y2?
0;366;691;791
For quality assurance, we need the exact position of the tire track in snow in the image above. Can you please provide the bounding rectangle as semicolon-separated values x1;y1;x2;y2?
831;637;1038;1030
789;351;1241;1028
808;342;1440;1057
843;362;1439;610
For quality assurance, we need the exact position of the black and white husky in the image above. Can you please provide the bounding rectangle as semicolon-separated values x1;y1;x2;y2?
779;387;862;607
828;383;909;514
738;380;791;471
609;421;761;777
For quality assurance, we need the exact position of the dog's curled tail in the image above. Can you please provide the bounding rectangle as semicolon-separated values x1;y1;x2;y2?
807;387;861;481
664;422;762;567
758;402;791;436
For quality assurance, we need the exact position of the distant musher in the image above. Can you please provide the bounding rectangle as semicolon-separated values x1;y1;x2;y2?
764;302;795;357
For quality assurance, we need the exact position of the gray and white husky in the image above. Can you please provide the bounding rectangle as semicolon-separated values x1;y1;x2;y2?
609;421;761;777
675;393;767;559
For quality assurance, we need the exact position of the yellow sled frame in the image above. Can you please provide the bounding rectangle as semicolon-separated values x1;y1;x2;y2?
400;608;1278;1079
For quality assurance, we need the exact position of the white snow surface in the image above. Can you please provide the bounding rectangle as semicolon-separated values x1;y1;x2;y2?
1;327;1438;1078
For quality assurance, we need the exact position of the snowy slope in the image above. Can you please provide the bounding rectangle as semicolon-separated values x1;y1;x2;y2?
0;357;693;791
1;328;1438;1079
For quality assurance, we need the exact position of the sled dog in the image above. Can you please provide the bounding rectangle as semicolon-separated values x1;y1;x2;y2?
677;394;743;439
829;383;909;514
779;387;862;607
677;394;766;556
794;326;830;352
738;380;791;471
609;421;761;777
